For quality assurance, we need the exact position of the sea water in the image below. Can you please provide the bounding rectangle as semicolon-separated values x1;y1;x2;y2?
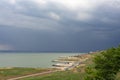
0;53;84;68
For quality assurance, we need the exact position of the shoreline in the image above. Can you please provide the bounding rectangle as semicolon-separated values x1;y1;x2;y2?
0;53;86;68
0;52;95;79
52;52;93;70
0;52;92;69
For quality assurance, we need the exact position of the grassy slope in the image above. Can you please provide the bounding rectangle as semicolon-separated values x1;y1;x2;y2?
22;71;86;80
0;67;49;80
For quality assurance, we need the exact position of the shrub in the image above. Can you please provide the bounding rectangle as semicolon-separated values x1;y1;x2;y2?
85;46;120;80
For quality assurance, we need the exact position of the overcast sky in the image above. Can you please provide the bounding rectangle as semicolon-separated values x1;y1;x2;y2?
0;0;120;52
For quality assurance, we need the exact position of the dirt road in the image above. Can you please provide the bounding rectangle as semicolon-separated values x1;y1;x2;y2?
7;70;59;80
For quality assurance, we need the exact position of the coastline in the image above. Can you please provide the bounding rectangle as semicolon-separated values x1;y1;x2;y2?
0;52;92;70
52;52;93;70
0;52;94;79
0;53;85;68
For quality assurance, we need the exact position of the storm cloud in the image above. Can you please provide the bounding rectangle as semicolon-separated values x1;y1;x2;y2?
0;0;120;52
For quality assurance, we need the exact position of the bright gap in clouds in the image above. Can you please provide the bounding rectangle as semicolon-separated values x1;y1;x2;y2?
0;44;14;50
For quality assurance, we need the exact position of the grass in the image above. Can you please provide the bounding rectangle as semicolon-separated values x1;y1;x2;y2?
21;71;86;80
0;67;49;80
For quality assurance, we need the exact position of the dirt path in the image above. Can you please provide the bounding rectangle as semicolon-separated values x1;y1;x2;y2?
7;70;59;80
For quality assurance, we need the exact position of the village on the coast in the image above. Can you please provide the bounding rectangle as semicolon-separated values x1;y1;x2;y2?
52;52;95;71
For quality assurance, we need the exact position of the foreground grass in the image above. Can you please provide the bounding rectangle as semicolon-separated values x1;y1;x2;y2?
22;71;86;80
0;67;49;80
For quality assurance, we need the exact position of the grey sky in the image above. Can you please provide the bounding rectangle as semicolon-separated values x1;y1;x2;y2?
0;0;120;52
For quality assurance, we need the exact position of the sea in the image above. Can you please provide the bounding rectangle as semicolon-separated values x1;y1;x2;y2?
0;53;85;68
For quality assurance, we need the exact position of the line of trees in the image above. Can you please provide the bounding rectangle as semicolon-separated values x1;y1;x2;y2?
85;46;120;80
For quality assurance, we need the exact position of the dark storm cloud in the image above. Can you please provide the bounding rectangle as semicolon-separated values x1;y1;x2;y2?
0;0;120;52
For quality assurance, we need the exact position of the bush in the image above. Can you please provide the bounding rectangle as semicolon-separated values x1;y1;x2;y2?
85;46;120;80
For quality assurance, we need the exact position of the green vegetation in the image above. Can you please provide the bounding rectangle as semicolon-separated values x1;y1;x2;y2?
22;71;85;80
0;67;49;80
85;46;120;80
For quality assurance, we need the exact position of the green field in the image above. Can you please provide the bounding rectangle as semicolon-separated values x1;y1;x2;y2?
20;70;120;80
22;71;86;80
0;67;50;80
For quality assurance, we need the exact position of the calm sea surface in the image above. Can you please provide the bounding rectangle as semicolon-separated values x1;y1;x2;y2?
0;53;85;68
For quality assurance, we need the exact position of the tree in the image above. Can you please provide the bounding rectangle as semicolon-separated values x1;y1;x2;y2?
85;46;120;80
